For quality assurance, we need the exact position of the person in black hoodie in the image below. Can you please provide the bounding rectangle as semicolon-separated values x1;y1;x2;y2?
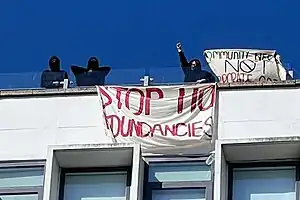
71;57;111;86
87;57;100;71
40;56;68;88
176;42;216;83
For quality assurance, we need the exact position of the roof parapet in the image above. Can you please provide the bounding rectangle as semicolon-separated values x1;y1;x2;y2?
1;80;300;97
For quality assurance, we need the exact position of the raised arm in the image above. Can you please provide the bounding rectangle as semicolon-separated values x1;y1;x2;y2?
176;42;189;66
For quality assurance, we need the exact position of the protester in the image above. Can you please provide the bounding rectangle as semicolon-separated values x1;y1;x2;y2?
176;42;216;83
40;56;68;88
71;57;111;86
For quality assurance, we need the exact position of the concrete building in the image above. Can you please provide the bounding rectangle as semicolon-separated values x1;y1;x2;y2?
0;81;299;200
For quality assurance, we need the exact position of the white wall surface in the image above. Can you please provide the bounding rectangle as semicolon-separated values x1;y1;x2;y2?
214;140;228;200
0;95;110;161
218;87;300;140
2;86;300;161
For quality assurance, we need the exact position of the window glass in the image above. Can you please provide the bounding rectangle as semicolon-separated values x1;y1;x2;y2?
233;167;296;200
0;194;38;200
63;172;127;200
0;167;44;188
152;188;206;200
149;162;211;182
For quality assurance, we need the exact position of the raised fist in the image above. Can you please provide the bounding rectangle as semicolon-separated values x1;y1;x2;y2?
176;42;182;52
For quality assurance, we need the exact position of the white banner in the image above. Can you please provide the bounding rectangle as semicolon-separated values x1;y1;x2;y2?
97;84;216;153
204;49;287;83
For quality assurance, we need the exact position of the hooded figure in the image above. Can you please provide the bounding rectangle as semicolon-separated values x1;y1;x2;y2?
71;57;111;86
40;56;68;88
87;57;100;71
176;42;216;83
49;56;61;72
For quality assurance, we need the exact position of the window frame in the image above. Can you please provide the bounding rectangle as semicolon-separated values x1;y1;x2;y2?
0;160;45;200
227;161;300;200
143;156;213;200
58;166;132;200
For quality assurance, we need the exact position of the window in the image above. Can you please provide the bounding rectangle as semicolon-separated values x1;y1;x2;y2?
60;168;131;200
0;162;45;200
144;160;212;200
0;167;44;188
0;194;39;200
229;163;299;200
148;162;211;182
152;188;206;200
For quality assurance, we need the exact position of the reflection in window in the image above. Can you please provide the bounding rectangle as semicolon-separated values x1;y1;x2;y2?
152;188;206;200
233;167;296;200
147;161;211;200
0;194;38;200
63;172;127;200
0;167;44;188
148;162;211;182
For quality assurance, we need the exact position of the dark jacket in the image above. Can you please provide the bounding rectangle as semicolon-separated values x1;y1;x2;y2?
40;70;68;88
179;51;216;83
71;66;111;86
40;56;69;88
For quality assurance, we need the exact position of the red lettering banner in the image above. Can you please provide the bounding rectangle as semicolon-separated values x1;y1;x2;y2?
97;84;216;153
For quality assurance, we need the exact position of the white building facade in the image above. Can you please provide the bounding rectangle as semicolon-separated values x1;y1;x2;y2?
0;82;299;200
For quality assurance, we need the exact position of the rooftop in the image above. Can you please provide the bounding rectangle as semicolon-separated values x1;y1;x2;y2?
0;80;299;97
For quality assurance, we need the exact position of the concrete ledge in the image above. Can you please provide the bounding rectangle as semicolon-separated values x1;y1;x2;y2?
0;86;98;97
1;80;300;97
218;136;300;145
218;136;300;162
43;143;143;200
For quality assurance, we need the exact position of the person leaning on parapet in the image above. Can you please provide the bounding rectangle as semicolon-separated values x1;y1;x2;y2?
40;56;68;88
71;57;111;86
176;42;216;83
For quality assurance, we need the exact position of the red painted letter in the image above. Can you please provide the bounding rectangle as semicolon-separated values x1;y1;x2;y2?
98;87;112;109
114;87;128;109
125;88;145;115
145;88;164;115
191;88;199;113
177;88;185;114
198;85;216;111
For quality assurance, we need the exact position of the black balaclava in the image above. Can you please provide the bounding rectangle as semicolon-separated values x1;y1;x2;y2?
49;56;61;72
87;57;100;71
189;59;201;70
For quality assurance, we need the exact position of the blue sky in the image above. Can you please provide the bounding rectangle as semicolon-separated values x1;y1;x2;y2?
0;0;299;87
